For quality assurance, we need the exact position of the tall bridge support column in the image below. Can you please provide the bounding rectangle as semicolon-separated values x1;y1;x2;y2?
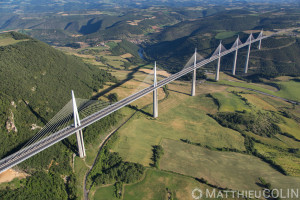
232;37;239;75
153;62;158;118
232;48;238;75
244;34;253;74
72;90;86;158
258;29;263;50
215;42;222;81
191;49;197;96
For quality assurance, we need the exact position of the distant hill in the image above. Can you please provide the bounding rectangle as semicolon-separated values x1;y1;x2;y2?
143;9;300;77
0;32;116;163
0;10;179;46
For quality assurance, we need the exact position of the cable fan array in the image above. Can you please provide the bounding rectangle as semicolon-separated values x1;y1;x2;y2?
0;98;111;165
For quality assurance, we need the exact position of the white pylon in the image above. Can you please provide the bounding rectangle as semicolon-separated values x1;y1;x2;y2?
153;62;158;118
72;90;86;158
191;48;197;96
258;29;263;50
244;33;253;74
215;42;222;81
232;35;239;75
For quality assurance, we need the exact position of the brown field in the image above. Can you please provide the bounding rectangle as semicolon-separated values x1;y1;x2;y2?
139;68;171;78
121;53;133;58
0;169;28;184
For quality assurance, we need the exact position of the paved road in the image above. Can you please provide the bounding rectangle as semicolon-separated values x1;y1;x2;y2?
236;86;299;105
83;109;140;200
0;33;275;174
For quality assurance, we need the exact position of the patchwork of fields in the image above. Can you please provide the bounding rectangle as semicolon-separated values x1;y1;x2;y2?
57;40;300;200
89;70;300;198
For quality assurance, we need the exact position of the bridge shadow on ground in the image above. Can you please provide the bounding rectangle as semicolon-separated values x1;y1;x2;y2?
167;88;190;96
91;64;149;100
127;105;152;117
62;139;78;155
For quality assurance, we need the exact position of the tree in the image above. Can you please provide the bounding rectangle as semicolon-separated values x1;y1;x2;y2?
108;93;118;103
123;61;131;70
151;145;164;168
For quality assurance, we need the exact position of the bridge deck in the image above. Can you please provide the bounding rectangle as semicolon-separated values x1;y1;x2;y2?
0;34;274;173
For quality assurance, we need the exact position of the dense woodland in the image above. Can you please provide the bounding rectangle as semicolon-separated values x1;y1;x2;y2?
0;171;68;200
212;110;282;138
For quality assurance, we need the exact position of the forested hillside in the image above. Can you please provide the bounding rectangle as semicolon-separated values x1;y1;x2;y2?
0;32;119;199
0;31;118;159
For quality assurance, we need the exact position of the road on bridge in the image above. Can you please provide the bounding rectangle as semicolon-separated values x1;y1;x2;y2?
0;31;282;174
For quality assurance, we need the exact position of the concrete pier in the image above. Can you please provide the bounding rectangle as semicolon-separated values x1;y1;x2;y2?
244;33;253;74
191;49;197;96
153;62;158;118
72;90;86;158
232;49;238;75
215;43;222;81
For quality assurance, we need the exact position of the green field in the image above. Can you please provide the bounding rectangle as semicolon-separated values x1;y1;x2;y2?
125;169;219;200
211;91;251;112
74;157;89;198
112;89;245;166
160;139;300;190
240;93;276;111
0;34;27;46
215;77;300;102
243;131;300;149
278;116;300;141
254;143;300;176
93;185;119;200
215;31;237;40
92;169;218;200
276;80;300;102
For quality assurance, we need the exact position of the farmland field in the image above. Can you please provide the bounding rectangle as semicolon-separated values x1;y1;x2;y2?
211;91;251;112
215;31;237;40
93;185;119;200
92;169;219;200
254;143;300;176
160;139;300;190
112;83;246;166
0;34;28;46
214;73;300;102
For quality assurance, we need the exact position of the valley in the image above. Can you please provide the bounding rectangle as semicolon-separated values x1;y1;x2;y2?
58;38;300;199
0;1;300;200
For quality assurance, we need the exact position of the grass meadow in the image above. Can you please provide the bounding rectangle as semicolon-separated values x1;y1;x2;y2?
254;143;300;177
213;73;300;102
215;31;237;40
112;83;246;167
160;139;300;190
92;169;219;200
211;91;252;112
0;34;28;46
